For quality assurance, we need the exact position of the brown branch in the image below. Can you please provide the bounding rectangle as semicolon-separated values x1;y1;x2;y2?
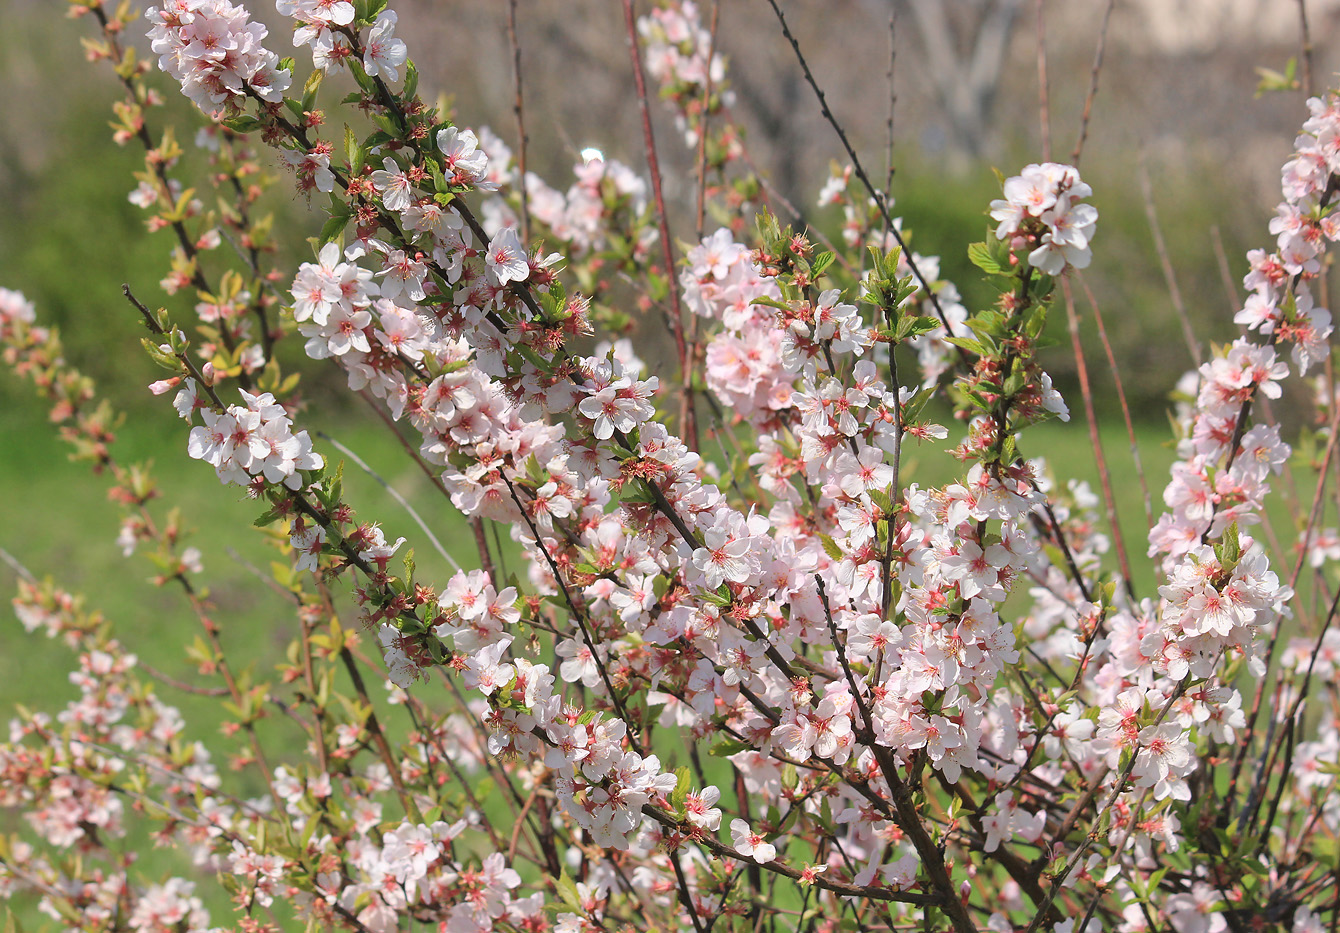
1035;0;1051;161
1297;0;1315;98
814;577;977;933
622;0;696;451
1069;0;1115;168
506;0;530;244
1076;273;1153;530
1138;152;1201;366
1060;276;1135;600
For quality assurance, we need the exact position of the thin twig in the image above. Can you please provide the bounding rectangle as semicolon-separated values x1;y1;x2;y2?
689;0;720;459
138;660;232;697
1060;277;1135;600
0;547;36;582
1138;152;1202;366
1297;0;1315;98
1254;581;1340;845
316;430;464;573
763;0;962;356
1077;273;1153;530
1035;0;1051;161
503;475;645;753
732;143;856;275
881;352;904;619
622;0;696;451
695;0;721;240
1069;0;1115;167
338;643;421;820
506;0;530;243
884;8;898;202
357;389;452;496
1210;225;1241;312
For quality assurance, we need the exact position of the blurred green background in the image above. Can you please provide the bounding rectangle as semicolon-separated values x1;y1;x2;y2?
1;0;1337;926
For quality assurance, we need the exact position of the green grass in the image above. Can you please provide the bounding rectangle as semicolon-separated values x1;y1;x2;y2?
0;386;1190;762
0;392;482;928
0;399;478;715
0;373;1321;929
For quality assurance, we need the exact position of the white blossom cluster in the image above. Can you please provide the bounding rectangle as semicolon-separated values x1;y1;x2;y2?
145;0;291;116
989;162;1099;274
180;385;323;490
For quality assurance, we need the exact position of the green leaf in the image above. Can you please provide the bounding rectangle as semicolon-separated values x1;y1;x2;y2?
344;125;359;171
404;60;420;99
319;209;350;246
819;534;844;561
348;56;375;94
671;766;691;811
301;68;323;114
140;337;181;372
555;870;581;911
811;251;836;278
300;811;323;850
968;241;1004;275
708;738;751;757
945;336;987;357
894;315;940;341
869;488;895;515
221;114;264;134
1221;521;1241;567
755;209;782;249
1255;59;1300;96
253;508;282;528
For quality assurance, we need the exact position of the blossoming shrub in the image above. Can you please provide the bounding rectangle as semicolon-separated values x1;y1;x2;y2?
2;2;1339;932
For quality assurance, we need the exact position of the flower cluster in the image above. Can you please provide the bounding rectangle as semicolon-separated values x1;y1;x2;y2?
278;0;405;80
0;287;37;342
637;0;734;148
182;386;323;490
681;228;792;423
990;162;1099;274
1233;95;1339;371
520;153;652;257
145;0;291;115
8;2;1340;933
1145;95;1340;703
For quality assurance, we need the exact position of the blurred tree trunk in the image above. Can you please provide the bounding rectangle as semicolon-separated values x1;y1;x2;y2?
888;0;1024;157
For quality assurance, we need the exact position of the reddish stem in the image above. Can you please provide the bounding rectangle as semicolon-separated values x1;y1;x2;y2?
621;0;696;451
1061;277;1135;600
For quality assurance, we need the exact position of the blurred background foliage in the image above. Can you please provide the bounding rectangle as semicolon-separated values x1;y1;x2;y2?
0;0;1336;923
3;0;1336;691
2;0;1335;418
1;0;1336;620
0;0;1333;658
